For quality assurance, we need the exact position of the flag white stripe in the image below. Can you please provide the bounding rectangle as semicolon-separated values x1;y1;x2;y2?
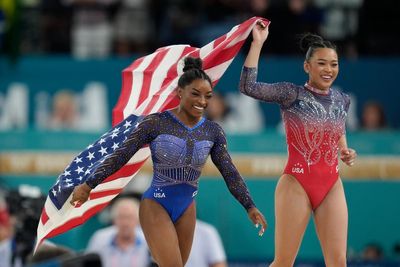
123;52;157;118
199;42;216;59
92;170;140;192
127;147;150;164
149;80;180;114
37;167;141;244
225;23;257;49
147;46;187;98
205;59;235;82
39;194;116;240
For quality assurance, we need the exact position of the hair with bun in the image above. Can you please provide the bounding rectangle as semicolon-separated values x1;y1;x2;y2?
299;33;337;61
178;57;212;89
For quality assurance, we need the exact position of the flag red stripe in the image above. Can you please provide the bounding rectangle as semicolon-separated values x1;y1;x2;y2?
142;49;200;115
213;34;228;48
159;96;180;111
203;41;246;70
90;189;123;200
42;202;109;240
136;49;170;109
112;57;144;125
158;46;197;90
40;208;49;225
102;160;147;183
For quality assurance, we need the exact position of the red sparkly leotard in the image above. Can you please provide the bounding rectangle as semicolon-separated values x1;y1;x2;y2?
239;67;350;209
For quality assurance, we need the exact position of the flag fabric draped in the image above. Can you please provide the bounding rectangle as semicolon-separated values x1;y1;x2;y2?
36;16;268;250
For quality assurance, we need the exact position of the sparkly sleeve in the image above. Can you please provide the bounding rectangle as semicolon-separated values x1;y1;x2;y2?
342;92;351;135
343;92;351;113
239;66;298;107
85;114;159;189
210;123;256;211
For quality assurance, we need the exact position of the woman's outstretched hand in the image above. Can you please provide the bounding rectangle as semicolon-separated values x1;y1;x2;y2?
70;183;92;206
252;20;270;45
247;207;267;236
340;148;357;167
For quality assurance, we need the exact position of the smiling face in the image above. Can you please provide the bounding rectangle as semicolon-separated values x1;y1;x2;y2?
304;48;339;91
178;78;213;120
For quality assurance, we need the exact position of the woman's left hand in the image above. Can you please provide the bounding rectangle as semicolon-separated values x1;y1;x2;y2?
247;207;267;236
252;20;269;45
340;148;357;166
70;183;92;206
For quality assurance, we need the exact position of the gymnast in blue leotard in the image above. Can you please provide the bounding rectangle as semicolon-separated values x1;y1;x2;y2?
71;57;267;267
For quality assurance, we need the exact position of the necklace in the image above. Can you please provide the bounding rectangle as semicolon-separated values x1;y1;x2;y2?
304;82;330;95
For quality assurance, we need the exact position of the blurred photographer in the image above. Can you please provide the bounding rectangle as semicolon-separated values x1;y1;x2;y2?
2;186;46;266
0;192;17;267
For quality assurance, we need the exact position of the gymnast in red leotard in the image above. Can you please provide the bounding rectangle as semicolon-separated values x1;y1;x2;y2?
239;20;357;267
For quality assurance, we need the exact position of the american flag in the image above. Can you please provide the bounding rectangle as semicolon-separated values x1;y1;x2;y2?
36;16;269;250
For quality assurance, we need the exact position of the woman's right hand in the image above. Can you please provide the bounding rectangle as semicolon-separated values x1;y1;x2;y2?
252;20;270;45
247;207;267;236
70;183;92;206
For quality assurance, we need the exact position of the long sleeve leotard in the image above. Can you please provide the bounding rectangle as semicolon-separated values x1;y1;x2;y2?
239;67;350;209
85;110;255;211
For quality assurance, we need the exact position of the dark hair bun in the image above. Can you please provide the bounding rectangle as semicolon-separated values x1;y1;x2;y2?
299;33;324;52
182;57;203;72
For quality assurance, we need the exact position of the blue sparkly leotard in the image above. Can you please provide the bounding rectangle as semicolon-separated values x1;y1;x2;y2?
86;110;255;222
239;67;350;209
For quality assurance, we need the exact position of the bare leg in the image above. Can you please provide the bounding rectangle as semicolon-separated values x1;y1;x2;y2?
270;175;312;267
314;178;348;267
175;202;196;265
139;199;185;267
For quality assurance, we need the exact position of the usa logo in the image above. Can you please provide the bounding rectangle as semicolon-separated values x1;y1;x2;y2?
154;188;166;198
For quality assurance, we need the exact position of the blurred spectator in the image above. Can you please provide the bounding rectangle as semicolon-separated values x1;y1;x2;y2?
0;0;20;61
203;0;244;23
113;0;153;55
0;194;14;267
156;0;203;47
48;90;80;130
196;0;244;45
38;84;109;132
252;0;323;55
18;0;42;54
186;219;227;267
39;0;72;53
63;0;120;59
205;92;231;124
247;0;271;17
205;92;265;133
357;0;400;56
360;101;388;131
314;0;363;58
86;197;151;267
4;186;45;266
0;83;29;130
361;243;383;261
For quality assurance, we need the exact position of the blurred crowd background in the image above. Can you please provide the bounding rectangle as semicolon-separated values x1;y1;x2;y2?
1;0;400;132
1;0;399;59
1;0;400;266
